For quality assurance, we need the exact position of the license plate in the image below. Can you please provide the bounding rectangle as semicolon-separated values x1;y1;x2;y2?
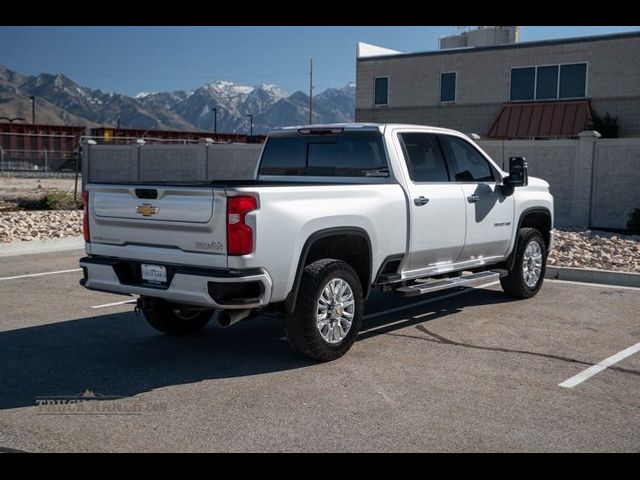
141;264;167;284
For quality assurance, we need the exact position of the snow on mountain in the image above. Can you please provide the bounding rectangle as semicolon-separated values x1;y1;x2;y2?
0;65;355;133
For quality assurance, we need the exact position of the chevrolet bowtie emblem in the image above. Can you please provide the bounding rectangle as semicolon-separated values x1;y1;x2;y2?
136;204;159;216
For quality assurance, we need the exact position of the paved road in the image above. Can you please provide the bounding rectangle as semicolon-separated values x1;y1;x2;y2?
0;250;639;452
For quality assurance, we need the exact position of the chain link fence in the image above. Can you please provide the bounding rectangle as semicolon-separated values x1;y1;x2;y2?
0;148;79;173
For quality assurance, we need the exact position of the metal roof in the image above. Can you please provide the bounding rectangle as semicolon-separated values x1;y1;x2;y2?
486;100;593;139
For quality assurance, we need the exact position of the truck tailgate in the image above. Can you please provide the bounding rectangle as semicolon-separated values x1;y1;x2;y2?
86;184;228;268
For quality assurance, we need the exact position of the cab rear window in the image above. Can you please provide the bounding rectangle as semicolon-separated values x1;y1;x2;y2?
259;133;388;177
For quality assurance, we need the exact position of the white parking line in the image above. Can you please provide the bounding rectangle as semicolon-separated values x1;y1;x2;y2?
546;278;640;291
559;341;640;388
91;299;136;309
0;268;82;281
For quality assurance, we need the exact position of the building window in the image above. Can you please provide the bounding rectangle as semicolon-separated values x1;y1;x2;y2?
510;67;536;101
374;77;388;106
559;63;587;98
440;72;456;103
510;63;587;102
536;65;559;100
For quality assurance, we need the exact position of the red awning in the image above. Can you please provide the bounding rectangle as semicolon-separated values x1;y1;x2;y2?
487;100;593;139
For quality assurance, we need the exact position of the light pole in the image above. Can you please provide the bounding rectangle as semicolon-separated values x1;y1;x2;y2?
246;114;253;137
212;107;217;133
29;96;35;124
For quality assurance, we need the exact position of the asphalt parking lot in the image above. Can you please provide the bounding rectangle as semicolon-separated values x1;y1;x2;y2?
0;249;638;452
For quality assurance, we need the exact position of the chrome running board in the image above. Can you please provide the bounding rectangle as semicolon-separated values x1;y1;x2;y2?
396;271;501;297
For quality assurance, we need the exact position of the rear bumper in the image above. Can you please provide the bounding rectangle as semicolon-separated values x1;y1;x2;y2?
79;256;272;309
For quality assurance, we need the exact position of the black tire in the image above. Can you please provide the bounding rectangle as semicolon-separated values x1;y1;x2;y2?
284;259;364;362
141;298;213;336
500;228;547;299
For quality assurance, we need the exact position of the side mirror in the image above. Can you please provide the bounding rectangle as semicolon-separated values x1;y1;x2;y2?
507;156;528;188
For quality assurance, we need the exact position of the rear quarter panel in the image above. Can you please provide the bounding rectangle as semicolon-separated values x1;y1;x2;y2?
228;184;407;303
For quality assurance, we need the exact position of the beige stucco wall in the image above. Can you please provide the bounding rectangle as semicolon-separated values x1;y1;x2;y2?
356;34;640;136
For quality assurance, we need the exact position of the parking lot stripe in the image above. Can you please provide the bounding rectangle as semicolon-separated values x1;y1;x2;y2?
0;268;81;281
559;341;640;388
546;279;640;291
90;299;136;309
360;280;500;331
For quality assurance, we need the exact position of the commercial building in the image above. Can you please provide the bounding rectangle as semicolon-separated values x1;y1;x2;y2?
355;30;640;138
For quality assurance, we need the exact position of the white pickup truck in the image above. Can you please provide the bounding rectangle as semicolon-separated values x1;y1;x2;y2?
80;123;553;361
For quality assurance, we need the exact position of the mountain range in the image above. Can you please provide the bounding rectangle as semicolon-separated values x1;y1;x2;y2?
0;65;355;134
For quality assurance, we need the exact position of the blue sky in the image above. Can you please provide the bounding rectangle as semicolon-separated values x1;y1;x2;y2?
1;26;639;96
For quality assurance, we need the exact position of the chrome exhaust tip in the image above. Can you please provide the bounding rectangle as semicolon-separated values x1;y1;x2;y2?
216;309;251;328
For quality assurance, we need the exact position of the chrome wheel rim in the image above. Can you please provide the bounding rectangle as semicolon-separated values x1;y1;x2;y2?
316;278;355;345
522;240;543;288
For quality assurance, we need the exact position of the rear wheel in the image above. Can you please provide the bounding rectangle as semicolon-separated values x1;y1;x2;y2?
500;228;547;299
284;259;364;362
141;297;213;336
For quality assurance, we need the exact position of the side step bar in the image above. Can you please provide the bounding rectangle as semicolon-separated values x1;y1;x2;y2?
396;271;501;297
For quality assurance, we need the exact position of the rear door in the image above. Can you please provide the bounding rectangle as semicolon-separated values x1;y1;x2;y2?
396;132;466;273
437;134;514;261
88;184;228;267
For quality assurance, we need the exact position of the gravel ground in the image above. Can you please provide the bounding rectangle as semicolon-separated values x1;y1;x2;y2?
0;210;82;243
1;211;639;273
547;229;640;272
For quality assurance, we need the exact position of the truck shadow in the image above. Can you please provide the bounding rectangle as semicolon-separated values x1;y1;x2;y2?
0;288;514;411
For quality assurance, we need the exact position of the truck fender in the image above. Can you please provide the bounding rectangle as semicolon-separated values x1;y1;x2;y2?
284;227;372;314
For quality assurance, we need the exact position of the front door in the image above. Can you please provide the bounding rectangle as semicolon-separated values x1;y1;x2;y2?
438;134;514;262
396;132;466;273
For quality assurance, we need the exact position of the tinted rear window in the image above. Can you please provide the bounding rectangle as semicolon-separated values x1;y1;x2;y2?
259;133;388;177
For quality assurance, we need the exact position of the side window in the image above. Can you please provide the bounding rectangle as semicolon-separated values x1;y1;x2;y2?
399;133;450;183
439;135;495;183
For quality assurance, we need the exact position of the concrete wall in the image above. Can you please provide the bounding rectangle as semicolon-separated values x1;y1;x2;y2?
82;135;639;230
84;142;262;185
478;132;640;229
356;33;640;136
591;139;640;229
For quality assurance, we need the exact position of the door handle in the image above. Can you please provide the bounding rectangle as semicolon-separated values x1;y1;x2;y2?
413;196;429;206
467;194;480;203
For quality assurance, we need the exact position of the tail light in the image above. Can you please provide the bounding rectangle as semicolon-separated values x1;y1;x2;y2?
227;196;257;256
82;191;90;243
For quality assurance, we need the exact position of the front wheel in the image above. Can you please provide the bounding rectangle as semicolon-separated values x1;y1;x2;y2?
284;259;364;362
500;228;547;299
141;297;213;336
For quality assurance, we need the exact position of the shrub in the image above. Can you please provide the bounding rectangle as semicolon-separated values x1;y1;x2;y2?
628;208;640;235
592;113;619;138
44;192;83;210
